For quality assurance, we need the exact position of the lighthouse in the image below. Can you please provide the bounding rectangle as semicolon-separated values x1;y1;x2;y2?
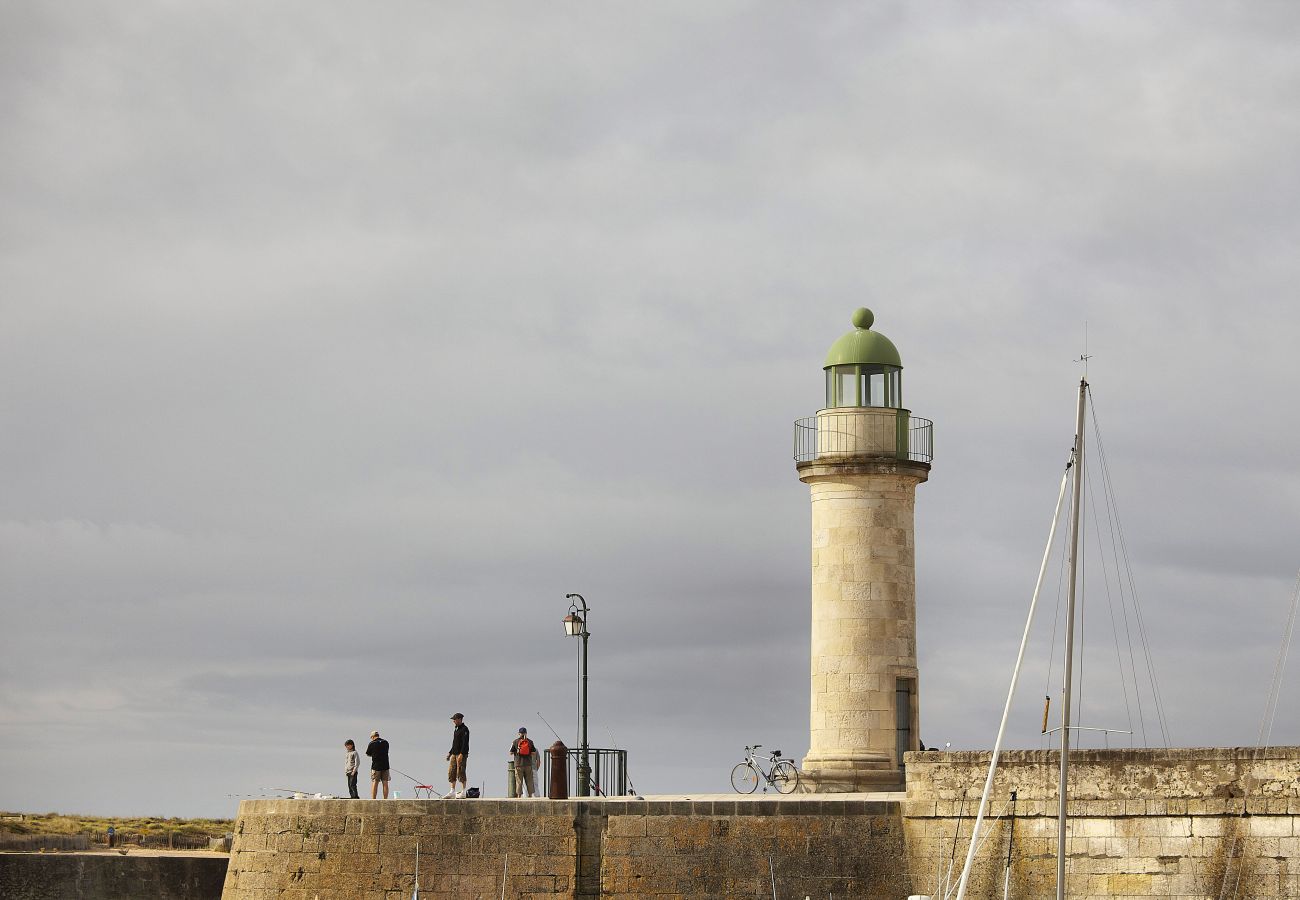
793;308;933;792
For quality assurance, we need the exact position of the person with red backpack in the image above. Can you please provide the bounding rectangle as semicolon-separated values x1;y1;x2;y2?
510;727;539;797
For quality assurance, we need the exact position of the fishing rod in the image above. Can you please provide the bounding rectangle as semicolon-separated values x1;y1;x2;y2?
604;725;642;799
391;768;442;798
536;711;563;743
537;711;608;797
268;786;337;798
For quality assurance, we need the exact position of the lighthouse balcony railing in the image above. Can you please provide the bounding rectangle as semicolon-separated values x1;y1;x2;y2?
793;411;933;464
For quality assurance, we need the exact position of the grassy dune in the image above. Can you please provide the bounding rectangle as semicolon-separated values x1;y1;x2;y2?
1;811;234;839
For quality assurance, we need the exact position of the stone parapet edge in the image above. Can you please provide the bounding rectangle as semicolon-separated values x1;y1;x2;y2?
235;798;901;819
900;798;1300;818
905;746;1300;764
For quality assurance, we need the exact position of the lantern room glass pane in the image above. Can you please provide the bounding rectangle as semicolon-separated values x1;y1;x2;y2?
838;372;856;406
825;364;903;408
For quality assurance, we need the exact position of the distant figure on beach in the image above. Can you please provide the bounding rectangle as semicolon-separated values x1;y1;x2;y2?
446;713;470;798
510;727;538;798
366;730;391;799
344;739;360;799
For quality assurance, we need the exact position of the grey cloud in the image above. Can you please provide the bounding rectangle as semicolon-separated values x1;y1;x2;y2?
3;1;1299;815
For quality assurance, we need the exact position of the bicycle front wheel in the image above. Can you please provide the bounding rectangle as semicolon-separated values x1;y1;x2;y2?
771;759;799;794
730;762;760;794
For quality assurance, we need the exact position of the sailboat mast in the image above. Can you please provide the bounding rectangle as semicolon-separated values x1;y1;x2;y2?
1056;376;1088;900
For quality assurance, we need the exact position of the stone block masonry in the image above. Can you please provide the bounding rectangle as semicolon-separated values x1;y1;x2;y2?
901;746;1300;899
225;747;1300;898
0;851;228;900
221;797;914;899
799;456;930;792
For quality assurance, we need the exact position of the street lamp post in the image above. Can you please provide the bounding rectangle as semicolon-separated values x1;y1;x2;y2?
563;593;591;797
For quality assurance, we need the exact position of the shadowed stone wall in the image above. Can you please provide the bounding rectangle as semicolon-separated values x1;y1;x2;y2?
221;797;912;899
597;798;909;897
223;799;576;898
0;852;227;900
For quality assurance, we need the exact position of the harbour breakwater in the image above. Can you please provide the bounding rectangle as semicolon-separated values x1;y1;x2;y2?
221;747;1300;898
0;851;228;900
904;746;1300;898
222;795;908;898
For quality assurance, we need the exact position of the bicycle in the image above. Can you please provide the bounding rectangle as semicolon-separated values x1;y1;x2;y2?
730;745;800;794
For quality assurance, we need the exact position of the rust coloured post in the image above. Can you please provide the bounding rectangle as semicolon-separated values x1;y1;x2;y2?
548;741;569;800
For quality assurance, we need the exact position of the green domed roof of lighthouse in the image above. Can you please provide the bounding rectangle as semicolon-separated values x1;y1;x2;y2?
823;307;903;368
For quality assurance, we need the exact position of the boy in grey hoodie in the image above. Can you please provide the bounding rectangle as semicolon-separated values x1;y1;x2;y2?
344;740;360;799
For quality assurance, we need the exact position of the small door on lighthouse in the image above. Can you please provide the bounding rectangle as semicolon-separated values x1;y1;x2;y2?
895;677;915;770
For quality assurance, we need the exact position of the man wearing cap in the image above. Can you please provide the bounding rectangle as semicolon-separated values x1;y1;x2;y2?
446;713;470;798
365;730;391;799
509;727;539;798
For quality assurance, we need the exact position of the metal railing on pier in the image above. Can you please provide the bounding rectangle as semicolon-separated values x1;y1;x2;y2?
542;747;629;797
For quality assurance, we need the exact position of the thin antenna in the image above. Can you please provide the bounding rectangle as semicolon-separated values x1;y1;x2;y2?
1075;321;1092;377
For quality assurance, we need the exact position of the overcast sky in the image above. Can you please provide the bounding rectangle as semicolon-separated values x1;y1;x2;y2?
3;1;1299;817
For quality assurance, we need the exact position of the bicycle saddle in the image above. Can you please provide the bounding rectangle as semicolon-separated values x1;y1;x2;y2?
772;750;782;757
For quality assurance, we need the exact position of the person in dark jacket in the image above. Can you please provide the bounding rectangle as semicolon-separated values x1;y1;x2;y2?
446;713;470;798
366;730;391;799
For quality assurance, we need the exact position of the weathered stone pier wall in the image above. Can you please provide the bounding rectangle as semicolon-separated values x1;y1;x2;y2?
903;746;1300;899
222;747;1300;899
221;796;910;899
0;851;228;900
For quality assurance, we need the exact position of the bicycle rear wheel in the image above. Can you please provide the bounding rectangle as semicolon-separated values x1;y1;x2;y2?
730;762;759;794
770;759;799;794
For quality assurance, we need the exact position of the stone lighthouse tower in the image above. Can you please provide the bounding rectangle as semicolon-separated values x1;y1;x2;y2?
794;308;933;792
